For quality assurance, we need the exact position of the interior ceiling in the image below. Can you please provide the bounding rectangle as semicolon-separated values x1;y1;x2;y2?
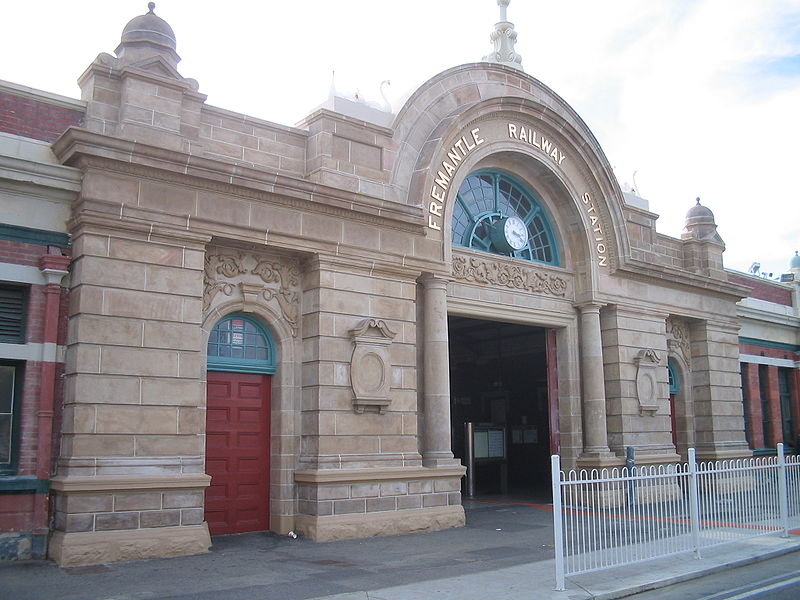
448;316;546;358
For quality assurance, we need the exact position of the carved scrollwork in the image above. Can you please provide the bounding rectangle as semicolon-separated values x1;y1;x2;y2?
452;255;568;297
666;319;691;365
204;248;301;336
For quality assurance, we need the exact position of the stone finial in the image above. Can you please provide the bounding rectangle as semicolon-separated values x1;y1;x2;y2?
482;0;523;71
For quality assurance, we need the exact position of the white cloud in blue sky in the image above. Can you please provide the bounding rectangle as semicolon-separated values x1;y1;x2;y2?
2;0;798;277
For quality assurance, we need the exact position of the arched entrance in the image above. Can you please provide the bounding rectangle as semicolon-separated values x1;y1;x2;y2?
205;313;276;535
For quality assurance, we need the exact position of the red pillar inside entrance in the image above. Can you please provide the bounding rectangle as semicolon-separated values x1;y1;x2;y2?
764;366;782;448
742;363;764;448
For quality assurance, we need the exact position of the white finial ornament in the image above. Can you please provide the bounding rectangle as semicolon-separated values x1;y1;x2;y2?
482;0;523;71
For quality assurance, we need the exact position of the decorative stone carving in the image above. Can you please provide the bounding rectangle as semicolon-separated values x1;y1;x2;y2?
349;319;397;414
452;255;568;297
634;349;662;416
666;319;691;365
204;249;301;336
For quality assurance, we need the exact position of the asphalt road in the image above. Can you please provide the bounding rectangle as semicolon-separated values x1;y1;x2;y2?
623;551;800;600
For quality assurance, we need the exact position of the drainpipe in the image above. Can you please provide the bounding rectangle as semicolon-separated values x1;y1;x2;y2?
34;249;70;534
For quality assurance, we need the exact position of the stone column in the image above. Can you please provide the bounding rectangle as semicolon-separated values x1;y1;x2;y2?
420;274;456;466
577;303;614;462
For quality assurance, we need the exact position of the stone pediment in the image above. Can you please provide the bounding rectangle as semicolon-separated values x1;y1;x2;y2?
127;56;183;81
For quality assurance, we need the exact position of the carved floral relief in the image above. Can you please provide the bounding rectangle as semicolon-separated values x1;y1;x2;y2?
204;249;300;336
452;254;568;297
666;319;691;365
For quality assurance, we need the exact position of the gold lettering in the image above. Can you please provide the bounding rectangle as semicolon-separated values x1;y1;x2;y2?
471;128;484;146
508;123;518;139
429;201;443;217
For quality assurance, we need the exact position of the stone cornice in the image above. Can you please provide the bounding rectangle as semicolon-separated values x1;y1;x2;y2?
50;474;211;492
51;128;425;235
615;257;750;300
298;108;395;137
294;466;465;484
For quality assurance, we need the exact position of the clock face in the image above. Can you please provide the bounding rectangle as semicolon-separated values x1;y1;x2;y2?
504;216;528;250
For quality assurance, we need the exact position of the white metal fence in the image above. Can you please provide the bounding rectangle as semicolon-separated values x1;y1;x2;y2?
551;444;800;591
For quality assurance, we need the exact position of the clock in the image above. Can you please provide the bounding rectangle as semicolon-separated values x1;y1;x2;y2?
490;216;528;252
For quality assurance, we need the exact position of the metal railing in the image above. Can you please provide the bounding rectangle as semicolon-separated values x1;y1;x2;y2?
552;444;800;591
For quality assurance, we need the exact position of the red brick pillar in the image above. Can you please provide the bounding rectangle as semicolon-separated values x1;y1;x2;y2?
764;365;782;448
742;363;764;448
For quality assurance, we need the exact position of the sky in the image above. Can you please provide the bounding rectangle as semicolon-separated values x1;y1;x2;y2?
2;0;798;278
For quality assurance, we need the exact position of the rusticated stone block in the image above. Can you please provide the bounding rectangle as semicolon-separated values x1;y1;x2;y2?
140;510;181;528
333;499;366;515
180;508;204;525
162;491;203;509
95;512;140;531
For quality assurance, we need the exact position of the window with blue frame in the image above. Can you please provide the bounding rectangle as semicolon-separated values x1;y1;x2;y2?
451;170;560;265
207;314;276;374
668;362;680;395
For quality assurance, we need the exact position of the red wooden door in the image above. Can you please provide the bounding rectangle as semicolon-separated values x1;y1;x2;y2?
205;371;271;535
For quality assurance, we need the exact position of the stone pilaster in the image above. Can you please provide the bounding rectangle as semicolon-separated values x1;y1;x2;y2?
600;305;679;464
690;320;751;461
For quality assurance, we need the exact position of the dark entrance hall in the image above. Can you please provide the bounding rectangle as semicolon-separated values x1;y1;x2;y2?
449;316;556;500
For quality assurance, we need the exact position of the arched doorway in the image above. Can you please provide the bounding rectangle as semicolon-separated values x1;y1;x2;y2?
205;313;276;535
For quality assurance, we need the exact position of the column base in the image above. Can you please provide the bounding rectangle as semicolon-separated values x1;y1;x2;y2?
576;450;624;470
296;505;465;542
48;524;211;566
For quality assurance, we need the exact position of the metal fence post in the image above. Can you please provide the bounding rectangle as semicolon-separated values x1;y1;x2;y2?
688;447;702;558
777;443;789;538
552;454;565;591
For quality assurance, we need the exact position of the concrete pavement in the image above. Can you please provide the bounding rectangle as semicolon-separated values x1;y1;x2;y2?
2;498;799;599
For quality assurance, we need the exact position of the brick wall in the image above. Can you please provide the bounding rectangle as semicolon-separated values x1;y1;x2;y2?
0;91;84;142
728;272;793;306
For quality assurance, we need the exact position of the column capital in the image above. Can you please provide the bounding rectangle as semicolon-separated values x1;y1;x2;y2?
39;254;70;287
418;272;452;289
574;301;605;313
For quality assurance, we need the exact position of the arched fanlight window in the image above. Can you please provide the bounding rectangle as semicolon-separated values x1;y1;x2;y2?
451;170;560;265
668;361;680;395
207;314;276;374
